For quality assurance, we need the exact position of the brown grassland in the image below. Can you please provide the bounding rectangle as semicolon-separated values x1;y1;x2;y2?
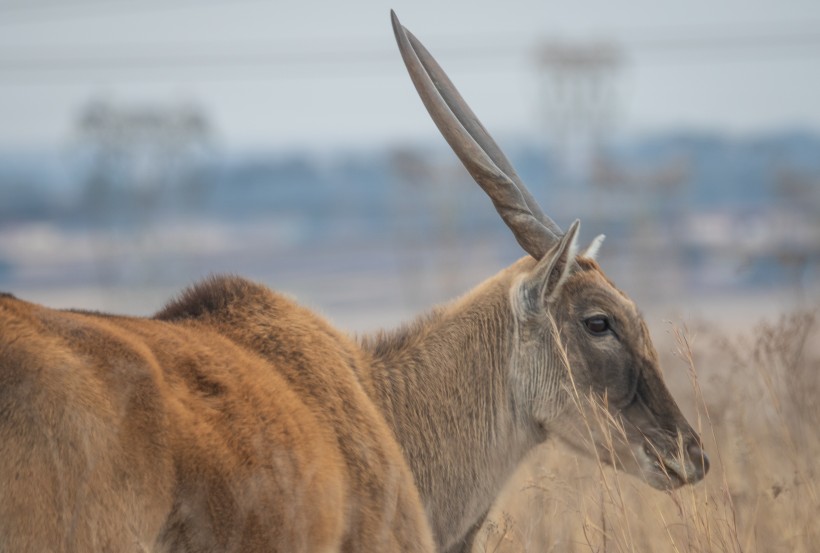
476;309;819;553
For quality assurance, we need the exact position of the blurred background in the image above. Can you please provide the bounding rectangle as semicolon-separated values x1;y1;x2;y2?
1;0;818;331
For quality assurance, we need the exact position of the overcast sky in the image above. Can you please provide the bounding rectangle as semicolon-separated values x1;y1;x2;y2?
1;0;819;151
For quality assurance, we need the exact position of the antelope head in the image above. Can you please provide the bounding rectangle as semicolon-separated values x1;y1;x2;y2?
392;12;708;489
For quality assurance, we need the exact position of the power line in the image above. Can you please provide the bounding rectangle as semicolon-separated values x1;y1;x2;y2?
0;0;265;24
1;28;819;83
624;28;820;54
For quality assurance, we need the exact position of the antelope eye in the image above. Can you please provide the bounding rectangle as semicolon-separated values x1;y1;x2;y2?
584;316;610;335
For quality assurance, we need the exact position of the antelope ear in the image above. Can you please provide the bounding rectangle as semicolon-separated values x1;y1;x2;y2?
582;234;605;260
514;220;580;316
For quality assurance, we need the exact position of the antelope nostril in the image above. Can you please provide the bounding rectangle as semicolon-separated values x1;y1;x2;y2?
687;442;710;476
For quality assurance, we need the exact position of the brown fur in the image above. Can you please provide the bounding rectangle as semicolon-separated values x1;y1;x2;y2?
0;248;707;553
0;276;434;552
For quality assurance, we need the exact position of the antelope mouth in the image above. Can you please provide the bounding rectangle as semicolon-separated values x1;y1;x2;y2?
639;440;710;489
640;444;687;490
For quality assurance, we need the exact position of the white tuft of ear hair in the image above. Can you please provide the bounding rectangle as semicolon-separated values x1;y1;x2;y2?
582;234;606;260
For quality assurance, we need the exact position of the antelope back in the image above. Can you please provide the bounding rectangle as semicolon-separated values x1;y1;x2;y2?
0;278;435;552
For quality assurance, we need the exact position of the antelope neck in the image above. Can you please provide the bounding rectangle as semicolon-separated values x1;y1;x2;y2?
358;270;541;548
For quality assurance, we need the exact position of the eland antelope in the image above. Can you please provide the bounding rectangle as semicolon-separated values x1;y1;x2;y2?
0;11;708;553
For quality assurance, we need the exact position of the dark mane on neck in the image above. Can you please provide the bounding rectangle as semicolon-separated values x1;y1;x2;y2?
358;306;446;362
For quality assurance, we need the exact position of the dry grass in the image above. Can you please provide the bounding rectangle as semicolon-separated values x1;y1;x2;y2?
477;309;820;553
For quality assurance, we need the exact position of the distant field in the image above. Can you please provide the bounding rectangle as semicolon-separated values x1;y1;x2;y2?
476;310;819;553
